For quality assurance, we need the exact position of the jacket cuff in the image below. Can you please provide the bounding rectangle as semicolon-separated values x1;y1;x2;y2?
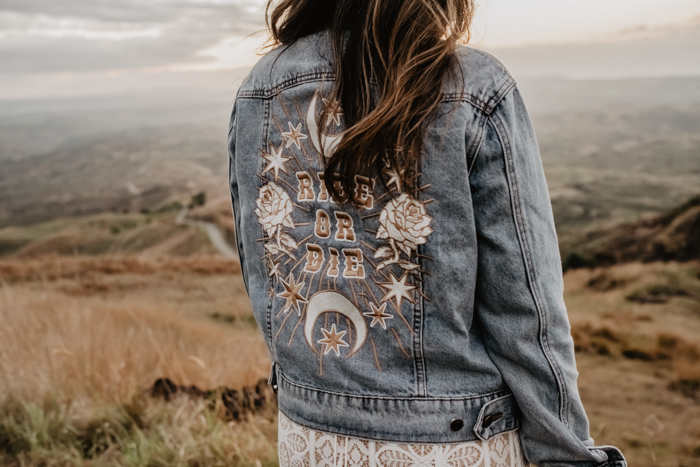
540;446;627;467
590;446;627;467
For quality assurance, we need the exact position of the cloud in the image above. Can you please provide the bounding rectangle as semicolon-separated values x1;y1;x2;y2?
486;17;700;79
0;0;264;73
0;0;260;25
2;1;698;99
612;15;700;41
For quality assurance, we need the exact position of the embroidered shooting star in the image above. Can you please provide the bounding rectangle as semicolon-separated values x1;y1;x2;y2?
277;274;308;315
317;324;349;356
282;122;308;149
382;166;404;193
268;260;281;281
379;272;416;309
363;302;394;329
306;94;342;158
322;97;343;127
261;144;291;180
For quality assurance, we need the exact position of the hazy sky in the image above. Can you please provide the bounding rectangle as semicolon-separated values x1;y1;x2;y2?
474;0;700;46
1;0;699;99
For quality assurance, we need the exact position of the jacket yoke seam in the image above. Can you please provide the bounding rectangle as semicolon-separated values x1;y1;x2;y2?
464;78;516;176
239;73;516;112
489;78;517;114
443;76;516;114
488;111;570;427
238;72;334;99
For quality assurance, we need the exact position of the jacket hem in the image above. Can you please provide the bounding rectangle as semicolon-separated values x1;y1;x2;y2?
276;371;520;444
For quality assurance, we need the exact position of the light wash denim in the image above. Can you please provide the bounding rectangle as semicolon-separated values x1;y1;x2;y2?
228;31;626;467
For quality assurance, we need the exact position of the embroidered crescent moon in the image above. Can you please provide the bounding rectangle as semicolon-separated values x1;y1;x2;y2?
304;291;367;356
306;94;342;158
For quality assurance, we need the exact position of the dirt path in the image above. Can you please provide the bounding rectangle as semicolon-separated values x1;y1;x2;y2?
177;208;237;259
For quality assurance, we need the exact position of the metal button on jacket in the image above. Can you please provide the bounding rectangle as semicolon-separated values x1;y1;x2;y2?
482;412;504;429
450;419;464;431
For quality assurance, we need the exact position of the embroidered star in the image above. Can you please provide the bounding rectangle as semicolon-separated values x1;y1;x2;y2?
317;324;349;356
277;274;307;315
382;166;404;192
268;260;281;281
261;144;291;180
322;98;343;127
282;122;307;149
379;273;416;309
363;302;394;329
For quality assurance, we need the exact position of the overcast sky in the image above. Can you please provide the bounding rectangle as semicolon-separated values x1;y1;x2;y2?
1;0;699;99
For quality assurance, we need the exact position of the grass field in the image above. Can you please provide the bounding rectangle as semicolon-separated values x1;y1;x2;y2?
0;256;275;466
0;256;699;466
566;262;700;467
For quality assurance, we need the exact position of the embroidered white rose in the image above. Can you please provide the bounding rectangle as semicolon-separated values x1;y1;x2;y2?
255;182;297;258
375;193;433;270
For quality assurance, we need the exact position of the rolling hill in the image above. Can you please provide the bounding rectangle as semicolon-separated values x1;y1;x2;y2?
563;194;700;270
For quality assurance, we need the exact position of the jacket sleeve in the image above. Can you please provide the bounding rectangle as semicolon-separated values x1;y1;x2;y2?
468;86;626;467
228;97;250;294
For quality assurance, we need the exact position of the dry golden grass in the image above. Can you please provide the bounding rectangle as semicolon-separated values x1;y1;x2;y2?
2;255;700;466
0;286;267;402
0;255;240;283
564;261;700;467
0;394;279;467
0;255;273;466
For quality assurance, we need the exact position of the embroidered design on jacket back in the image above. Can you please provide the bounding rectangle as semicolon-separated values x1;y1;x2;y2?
255;88;434;374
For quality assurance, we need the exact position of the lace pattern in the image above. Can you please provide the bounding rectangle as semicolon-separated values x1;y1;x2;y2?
278;411;529;467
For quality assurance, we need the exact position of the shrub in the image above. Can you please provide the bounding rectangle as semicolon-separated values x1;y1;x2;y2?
562;253;596;272
626;284;689;304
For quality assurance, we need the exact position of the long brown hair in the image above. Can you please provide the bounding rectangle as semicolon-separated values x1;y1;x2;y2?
266;0;475;202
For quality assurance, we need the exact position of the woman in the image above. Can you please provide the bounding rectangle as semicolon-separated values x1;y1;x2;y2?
228;1;627;466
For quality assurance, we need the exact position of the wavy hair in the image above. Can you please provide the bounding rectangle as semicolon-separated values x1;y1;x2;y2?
266;0;475;202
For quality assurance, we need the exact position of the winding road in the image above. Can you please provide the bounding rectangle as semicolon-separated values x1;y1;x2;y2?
176;208;238;259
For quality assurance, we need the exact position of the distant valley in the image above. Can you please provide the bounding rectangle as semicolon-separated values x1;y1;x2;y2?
0;76;699;259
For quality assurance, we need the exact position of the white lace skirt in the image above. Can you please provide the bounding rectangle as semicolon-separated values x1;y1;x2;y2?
278;411;529;467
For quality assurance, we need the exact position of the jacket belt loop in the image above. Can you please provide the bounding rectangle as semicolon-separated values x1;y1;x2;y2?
473;394;519;441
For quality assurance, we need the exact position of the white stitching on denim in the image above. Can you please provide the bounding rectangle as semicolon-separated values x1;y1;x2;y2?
279;370;508;402
466;79;516;177
261;97;277;358
237;73;516;116
467;112;489;176
414;258;427;397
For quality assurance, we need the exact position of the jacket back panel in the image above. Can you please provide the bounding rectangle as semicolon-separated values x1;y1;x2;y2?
231;45;508;399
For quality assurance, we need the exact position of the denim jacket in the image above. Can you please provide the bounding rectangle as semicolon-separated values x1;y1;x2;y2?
228;31;626;467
